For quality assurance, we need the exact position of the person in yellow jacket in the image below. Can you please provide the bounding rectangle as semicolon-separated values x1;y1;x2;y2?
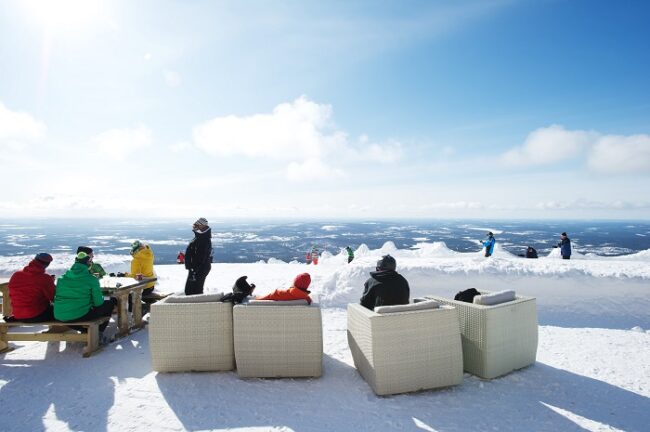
111;240;156;295
126;240;156;295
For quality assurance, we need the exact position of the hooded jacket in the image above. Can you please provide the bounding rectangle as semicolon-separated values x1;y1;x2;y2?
126;244;156;289
54;262;104;321
7;260;55;319
185;228;212;275
558;237;572;257
482;235;496;256
257;273;312;304
360;269;410;310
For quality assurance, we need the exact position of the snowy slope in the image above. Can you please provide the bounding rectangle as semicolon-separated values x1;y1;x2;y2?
1;243;649;432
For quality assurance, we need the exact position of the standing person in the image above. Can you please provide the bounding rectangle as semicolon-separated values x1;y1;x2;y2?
345;246;355;264
257;273;313;304
481;232;496;258
76;246;106;278
176;251;185;264
185;217;213;295
311;246;320;265
557;232;572;260
305;250;312;265
5;253;56;322
360;254;410;310
54;252;116;334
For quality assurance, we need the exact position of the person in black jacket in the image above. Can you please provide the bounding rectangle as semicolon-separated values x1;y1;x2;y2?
557;232;572;260
525;246;538;259
360;254;410;310
184;217;213;295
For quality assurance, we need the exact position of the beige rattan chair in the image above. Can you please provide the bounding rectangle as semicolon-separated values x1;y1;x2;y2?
426;292;538;379
149;293;235;372
347;302;463;396
233;302;323;378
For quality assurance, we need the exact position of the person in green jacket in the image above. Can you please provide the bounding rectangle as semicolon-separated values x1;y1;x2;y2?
345;246;354;264
77;246;107;278
54;252;116;333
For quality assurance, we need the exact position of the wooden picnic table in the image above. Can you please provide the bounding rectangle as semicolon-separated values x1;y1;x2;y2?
100;276;157;337
0;278;10;317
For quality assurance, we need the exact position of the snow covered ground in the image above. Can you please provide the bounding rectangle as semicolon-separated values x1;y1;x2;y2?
1;243;649;431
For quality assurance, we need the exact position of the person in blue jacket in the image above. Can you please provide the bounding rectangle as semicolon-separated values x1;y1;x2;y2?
481;232;496;257
557;232;572;260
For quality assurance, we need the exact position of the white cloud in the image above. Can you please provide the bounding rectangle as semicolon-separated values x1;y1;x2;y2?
169;141;191;153
502;125;650;176
501;124;595;166
193;96;337;160
286;158;345;182
588;134;650;175
364;142;403;163
192;96;402;177
0;102;47;143
164;70;182;87
89;125;153;161
420;201;484;210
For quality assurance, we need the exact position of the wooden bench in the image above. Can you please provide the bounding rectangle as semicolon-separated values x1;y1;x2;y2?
0;318;109;357
0;282;107;357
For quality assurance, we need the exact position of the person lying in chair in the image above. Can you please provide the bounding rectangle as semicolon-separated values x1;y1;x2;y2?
360;254;410;310
220;276;256;304
256;273;312;305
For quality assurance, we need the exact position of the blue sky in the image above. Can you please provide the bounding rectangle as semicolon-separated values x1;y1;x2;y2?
1;0;649;219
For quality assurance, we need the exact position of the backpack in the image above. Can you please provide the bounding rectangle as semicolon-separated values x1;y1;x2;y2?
454;288;481;303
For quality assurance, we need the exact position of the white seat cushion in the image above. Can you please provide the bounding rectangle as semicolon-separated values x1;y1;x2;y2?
473;290;516;306
247;299;310;306
164;293;224;303
374;300;440;314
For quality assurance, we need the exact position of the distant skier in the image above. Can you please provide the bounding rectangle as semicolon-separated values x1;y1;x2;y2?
310;246;320;265
305;250;312;265
345;246;354;264
176;251;185;264
525;246;538;259
556;232;572;260
480;232;496;258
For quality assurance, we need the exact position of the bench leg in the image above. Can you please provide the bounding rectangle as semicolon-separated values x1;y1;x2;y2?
114;293;129;337
0;325;8;352
132;288;144;329
83;325;100;358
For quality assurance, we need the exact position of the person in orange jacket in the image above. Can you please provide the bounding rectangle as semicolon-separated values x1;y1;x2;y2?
256;273;313;304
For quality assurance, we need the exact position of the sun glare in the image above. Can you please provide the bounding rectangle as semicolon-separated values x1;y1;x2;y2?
23;0;102;30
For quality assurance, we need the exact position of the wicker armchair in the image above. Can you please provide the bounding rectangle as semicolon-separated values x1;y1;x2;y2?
149;294;234;372
347;303;463;396
233;302;323;378
426;292;538;379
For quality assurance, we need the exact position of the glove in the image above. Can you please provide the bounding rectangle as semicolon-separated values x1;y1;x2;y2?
109;273;116;277
116;272;126;277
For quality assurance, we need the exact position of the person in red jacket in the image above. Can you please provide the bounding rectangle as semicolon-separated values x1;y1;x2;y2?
256;273;313;304
6;253;56;322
